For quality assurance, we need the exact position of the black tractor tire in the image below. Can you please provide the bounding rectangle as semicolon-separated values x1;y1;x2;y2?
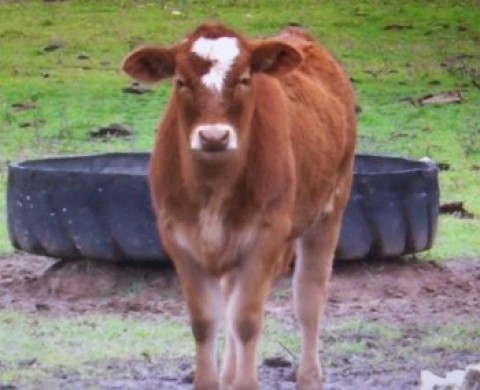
7;153;439;262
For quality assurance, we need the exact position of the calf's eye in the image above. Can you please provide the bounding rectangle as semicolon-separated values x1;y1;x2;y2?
175;78;187;89
238;77;250;87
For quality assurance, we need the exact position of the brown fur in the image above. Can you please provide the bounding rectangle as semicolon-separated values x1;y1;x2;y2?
122;22;356;390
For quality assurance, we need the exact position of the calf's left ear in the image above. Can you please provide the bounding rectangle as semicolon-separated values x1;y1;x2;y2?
122;46;176;83
250;41;303;76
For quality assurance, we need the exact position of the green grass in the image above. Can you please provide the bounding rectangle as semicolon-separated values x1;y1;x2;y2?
421;322;480;352
1;4;478;384
0;311;193;384
264;315;480;373
426;216;480;259
0;0;479;258
321;318;478;369
1;310;477;386
0;182;8;253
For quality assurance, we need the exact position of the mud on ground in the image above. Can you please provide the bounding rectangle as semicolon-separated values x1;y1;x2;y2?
0;253;479;389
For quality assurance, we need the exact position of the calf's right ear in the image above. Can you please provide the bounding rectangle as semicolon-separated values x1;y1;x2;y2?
121;46;176;83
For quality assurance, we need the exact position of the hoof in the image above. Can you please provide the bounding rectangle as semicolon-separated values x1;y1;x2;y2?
219;377;234;390
194;380;219;390
219;367;235;389
297;368;323;390
229;380;260;390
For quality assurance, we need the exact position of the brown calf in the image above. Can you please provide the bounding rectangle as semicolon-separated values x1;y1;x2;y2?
122;23;356;390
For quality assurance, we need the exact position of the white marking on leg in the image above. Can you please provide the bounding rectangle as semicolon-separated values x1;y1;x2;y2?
236;225;258;255
335;185;342;196
172;225;195;257
191;123;238;150
221;279;238;385
323;194;335;214
191;37;240;92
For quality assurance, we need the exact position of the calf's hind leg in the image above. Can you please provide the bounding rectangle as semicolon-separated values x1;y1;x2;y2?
293;209;345;389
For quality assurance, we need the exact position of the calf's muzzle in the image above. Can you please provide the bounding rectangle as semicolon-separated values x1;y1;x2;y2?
200;127;230;152
191;124;237;154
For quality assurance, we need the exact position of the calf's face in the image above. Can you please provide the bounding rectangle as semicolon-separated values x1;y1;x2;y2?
175;35;251;161
122;26;303;162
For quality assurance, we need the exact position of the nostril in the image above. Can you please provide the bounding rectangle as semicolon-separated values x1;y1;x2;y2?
199;130;209;142
219;131;229;144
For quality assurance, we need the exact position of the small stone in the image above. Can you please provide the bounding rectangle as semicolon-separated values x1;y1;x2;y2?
160;375;177;382
181;371;194;384
89;123;133;139
44;40;64;52
35;303;50;311
463;364;480;390
18;359;37;368
12;101;36;111
420;370;446;390
263;356;292;368
384;24;413;30
445;370;466;385
418;91;463;106
19;119;46;128
122;82;153;95
420;369;466;390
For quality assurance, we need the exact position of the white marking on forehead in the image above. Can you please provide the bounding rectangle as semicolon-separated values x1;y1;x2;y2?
191;37;240;92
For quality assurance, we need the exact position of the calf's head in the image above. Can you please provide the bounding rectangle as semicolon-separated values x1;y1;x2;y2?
122;24;303;162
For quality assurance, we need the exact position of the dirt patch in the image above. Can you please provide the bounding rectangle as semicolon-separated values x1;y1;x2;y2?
0;253;479;389
328;257;480;324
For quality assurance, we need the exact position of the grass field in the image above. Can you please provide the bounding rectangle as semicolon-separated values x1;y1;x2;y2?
0;1;479;257
1;310;479;385
1;3;479;387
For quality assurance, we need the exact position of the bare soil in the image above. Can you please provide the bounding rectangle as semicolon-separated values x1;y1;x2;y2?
0;253;479;389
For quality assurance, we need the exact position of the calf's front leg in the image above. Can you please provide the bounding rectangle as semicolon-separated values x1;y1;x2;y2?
219;273;237;388
173;256;222;390
223;245;286;390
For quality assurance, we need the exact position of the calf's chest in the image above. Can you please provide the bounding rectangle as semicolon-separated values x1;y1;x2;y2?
166;208;259;270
